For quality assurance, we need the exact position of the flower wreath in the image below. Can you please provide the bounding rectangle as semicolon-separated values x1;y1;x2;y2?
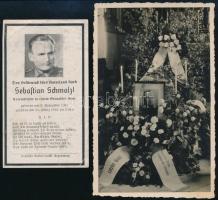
99;85;209;186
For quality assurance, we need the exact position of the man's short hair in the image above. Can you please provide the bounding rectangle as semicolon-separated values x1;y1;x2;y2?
28;34;55;52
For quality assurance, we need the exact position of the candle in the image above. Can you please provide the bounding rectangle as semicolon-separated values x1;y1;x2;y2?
135;59;138;82
175;66;177;94
184;59;188;84
120;65;124;93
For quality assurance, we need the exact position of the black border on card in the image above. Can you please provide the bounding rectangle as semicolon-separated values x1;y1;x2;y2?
3;23;85;166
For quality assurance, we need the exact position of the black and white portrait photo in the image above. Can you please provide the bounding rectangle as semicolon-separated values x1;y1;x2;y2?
25;34;63;77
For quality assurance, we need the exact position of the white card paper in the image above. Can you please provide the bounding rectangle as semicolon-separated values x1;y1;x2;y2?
2;20;89;168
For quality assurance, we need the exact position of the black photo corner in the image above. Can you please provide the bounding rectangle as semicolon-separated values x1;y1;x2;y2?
0;0;217;200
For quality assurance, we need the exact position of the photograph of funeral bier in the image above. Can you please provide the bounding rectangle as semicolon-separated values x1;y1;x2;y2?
93;3;215;198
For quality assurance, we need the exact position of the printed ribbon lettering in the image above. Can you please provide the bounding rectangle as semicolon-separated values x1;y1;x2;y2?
152;149;187;191
99;146;130;187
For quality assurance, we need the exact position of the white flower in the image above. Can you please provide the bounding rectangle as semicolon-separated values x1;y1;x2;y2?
193;109;198;114
129;110;133;115
139;162;144;167
145;174;150;179
173;131;179;136
132;132;136;137
175;108;180;113
177;44;182;50
133;163;138;168
105;105;109;109
170;34;177;40
122;110;127;116
134;125;140;131
201;97;207;105
99;103;104;108
132;172;137;178
164;34;170;40
141;129;147;136
153;138;160;144
159;99;165;105
146;155;151;160
191;117;196;122
150;123;157;131
186;110;190;115
111;135;115;141
134;115;140;121
135;167;140;172
131;138;138;146
163;103;167;108
158;35;163;41
144;133;150;138
128;115;134;123
120;126;124;131
151;116;158;124
106;114;110;119
164;42;169;48
133;117;139;124
158;129;164;134
116;142;122;146
169;42;174;47
189;106;194;111
109;112;113;117
123;132;129;138
174;40;179;46
166;119;173;127
141;125;146;130
159;42;164;47
127;125;133;131
110;107;115;112
158;106;164;113
139;170;145;176
162;140;169;144
145;122;151;127
176;94;181;98
133;120;139;125
183;112;188;117
115;100;120;107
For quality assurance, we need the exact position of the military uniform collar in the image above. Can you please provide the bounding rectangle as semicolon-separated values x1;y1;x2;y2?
34;67;55;77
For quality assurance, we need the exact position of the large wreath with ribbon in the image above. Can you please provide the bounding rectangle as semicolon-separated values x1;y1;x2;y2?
99;34;209;191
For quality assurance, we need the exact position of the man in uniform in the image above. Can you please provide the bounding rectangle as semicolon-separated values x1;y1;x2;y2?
25;34;63;77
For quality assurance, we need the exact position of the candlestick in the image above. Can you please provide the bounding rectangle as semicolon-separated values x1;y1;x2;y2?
120;65;124;93
135;59;138;82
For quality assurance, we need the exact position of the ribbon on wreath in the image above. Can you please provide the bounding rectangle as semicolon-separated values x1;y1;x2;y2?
99;146;130;187
148;34;186;81
100;146;186;191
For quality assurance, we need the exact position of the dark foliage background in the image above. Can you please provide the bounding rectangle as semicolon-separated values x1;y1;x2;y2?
117;8;210;100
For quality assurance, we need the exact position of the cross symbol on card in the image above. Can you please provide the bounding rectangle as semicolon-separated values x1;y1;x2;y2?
144;91;155;108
